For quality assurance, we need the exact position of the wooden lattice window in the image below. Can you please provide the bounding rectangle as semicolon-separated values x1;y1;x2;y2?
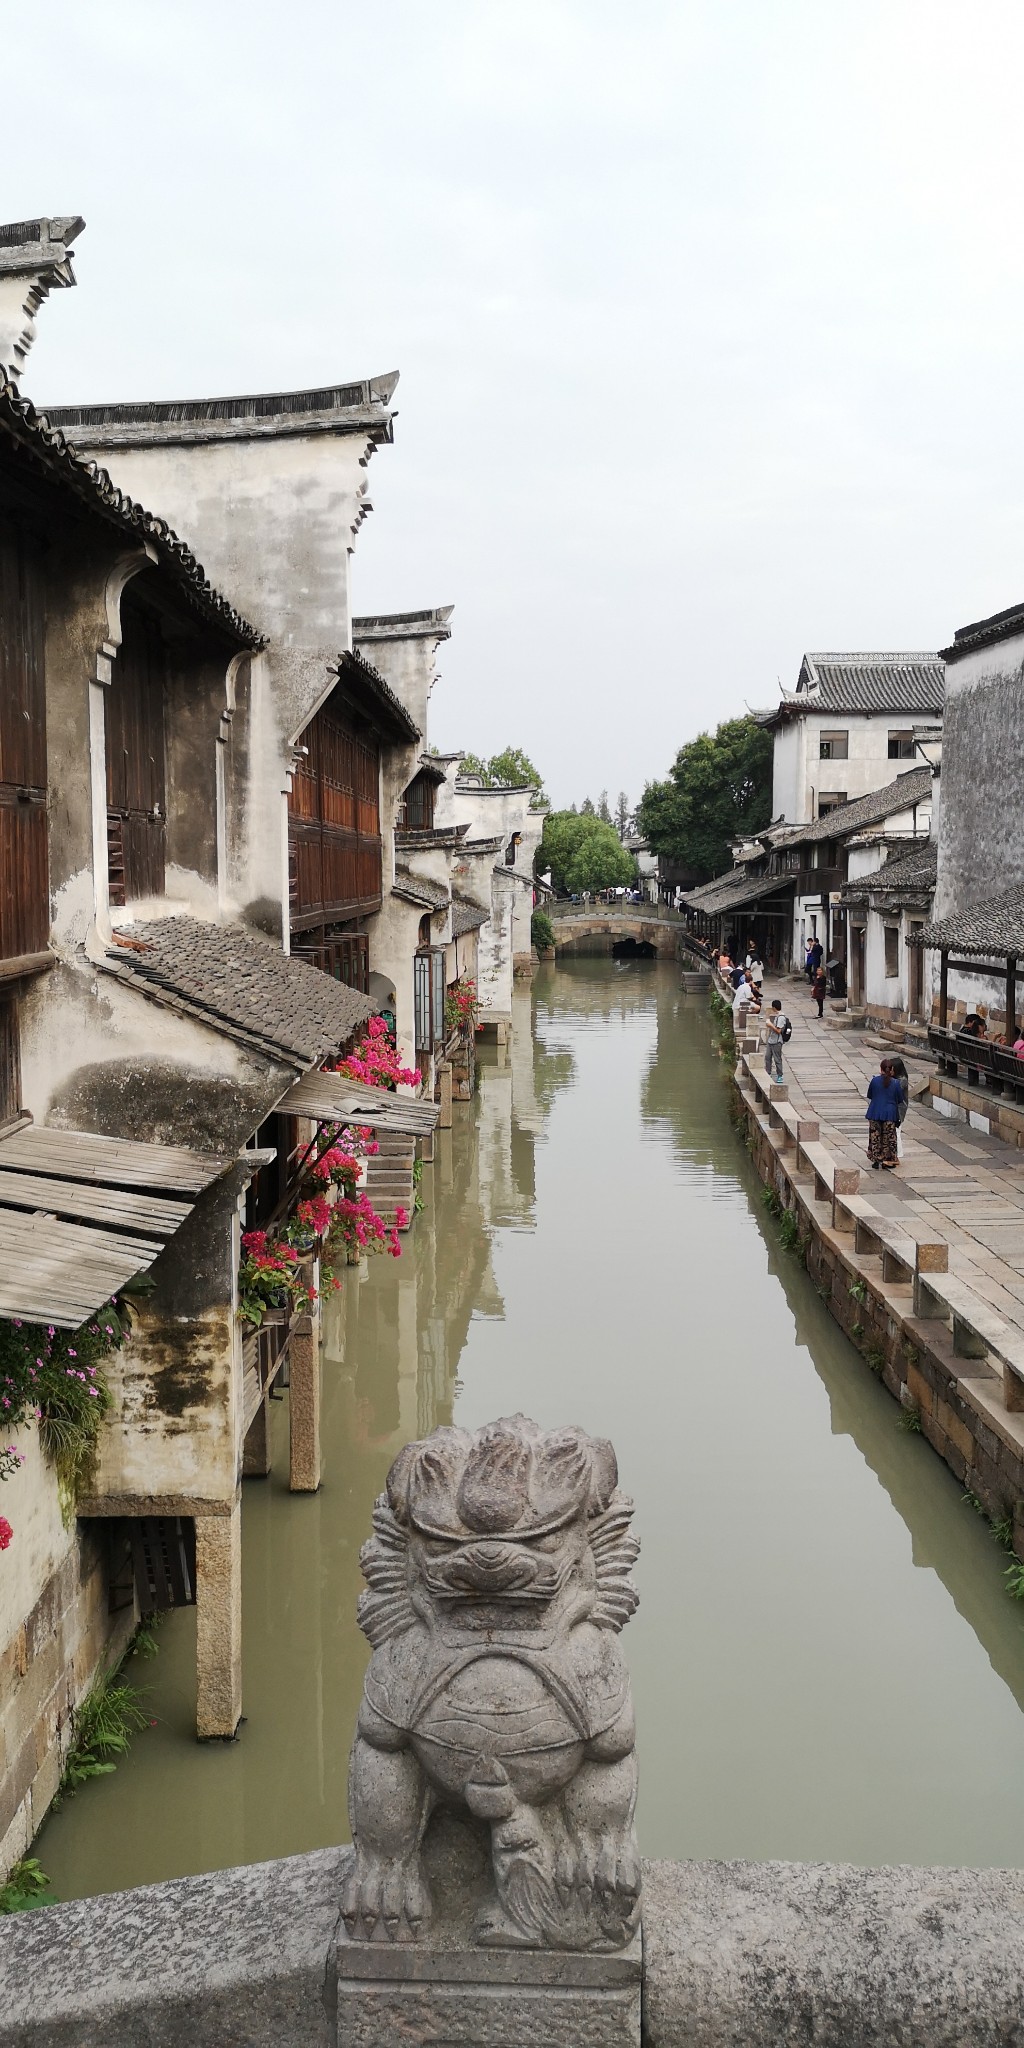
0;999;21;1127
288;700;382;935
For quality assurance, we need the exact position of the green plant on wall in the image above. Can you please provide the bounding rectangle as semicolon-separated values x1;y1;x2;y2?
531;909;555;952
0;1859;55;1914
58;1665;151;1800
0;1288;145;1523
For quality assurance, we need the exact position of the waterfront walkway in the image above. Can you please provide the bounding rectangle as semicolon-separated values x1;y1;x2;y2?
749;977;1024;1337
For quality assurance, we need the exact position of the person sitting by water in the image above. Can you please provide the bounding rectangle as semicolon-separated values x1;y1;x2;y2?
865;1056;906;1171
962;1013;987;1039
811;964;827;1018
1013;1023;1024;1061
732;973;757;1021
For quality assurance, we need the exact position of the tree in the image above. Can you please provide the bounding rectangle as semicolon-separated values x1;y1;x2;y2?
635;716;772;881
615;791;631;840
580;796;595;815
597;789;612;824
458;746;548;807
539;810;637;894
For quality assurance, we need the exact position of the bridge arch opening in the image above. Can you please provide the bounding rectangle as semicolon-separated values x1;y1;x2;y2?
612;936;655;959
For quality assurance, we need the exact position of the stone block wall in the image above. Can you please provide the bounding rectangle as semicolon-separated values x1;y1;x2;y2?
930;1074;1024;1149
0;1514;136;1879
742;1096;1024;1561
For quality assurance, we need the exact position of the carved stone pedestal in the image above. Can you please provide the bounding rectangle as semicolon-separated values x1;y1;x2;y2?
327;1817;641;2048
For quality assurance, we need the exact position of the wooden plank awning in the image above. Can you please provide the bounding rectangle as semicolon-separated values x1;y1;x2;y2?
0;1122;236;1327
280;1072;440;1136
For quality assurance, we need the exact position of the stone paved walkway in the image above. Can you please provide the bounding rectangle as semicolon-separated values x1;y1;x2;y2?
749;976;1024;1333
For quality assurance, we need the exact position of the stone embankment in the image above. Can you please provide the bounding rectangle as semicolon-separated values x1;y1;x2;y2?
4;1844;1024;2045
721;975;1024;1557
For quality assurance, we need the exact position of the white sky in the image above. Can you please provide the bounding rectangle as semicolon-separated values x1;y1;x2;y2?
8;1;1024;808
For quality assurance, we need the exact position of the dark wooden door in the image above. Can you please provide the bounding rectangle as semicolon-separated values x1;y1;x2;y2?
107;602;167;906
0;517;48;964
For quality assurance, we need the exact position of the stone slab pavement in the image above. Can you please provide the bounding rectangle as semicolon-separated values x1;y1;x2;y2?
746;976;1024;1333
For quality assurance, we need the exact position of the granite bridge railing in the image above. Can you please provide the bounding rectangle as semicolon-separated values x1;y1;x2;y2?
2;1845;1023;2046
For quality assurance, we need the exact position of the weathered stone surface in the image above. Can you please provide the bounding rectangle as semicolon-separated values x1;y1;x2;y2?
330;1811;641;2045
642;1857;1024;2047
346;1416;641;1952
0;1847;347;2047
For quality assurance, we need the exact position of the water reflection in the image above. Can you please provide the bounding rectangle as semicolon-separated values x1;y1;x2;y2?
38;959;1024;1898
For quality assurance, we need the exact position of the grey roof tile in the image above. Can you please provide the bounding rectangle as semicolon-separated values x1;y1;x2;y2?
760;653;944;721
0;377;261;647
768;767;933;849
101;917;376;1065
451;893;489;937
842;840;937;906
913;884;1024;957
392;867;450;912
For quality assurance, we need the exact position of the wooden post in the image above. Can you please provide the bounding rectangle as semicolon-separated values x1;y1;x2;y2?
289;1316;321;1492
939;950;949;1028
438;1061;453;1131
242;1398;271;1478
195;1497;242;1739
1006;955;1018;1037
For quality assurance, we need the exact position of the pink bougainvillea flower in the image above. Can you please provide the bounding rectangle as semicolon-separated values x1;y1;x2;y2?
0;1518;12;1550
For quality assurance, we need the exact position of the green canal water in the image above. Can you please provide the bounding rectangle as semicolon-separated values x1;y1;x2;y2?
38;959;1024;1898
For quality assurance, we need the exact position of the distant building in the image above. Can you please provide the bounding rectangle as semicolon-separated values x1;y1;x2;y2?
756;652;944;823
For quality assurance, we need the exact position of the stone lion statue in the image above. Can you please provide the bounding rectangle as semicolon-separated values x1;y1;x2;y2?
342;1414;641;1952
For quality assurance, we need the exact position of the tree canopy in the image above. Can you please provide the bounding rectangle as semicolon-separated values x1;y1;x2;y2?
539;810;637;894
459;747;548;807
635;716;772;881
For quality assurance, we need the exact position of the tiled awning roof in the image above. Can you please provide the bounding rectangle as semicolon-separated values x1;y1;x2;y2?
392;867;450;912
101;918;376;1066
279;1072;439;1135
329;648;421;744
911;883;1024;956
0;1121;235;1326
767;767;932;851
842;840;937;907
451;894;489;937
681;869;795;916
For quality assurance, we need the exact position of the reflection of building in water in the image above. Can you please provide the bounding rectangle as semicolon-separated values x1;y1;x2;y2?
325;978;578;1477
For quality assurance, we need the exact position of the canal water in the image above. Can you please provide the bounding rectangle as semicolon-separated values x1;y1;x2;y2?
39;959;1024;1899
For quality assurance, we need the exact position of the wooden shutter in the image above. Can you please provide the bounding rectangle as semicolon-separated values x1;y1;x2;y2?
107;602;167;905
0;518;48;963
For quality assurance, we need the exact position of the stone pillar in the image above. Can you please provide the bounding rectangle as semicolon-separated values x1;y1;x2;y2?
289;1317;321;1492
242;1398;271;1478
438;1061;453;1131
195;1496;242;1740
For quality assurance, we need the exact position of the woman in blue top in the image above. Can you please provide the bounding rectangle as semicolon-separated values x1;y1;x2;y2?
865;1058;906;1170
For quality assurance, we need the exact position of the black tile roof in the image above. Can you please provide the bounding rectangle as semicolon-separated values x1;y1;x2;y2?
841;839;937;906
392;867;450;912
768;767;933;850
759;653;944;723
912;885;1024;957
0;376;262;648
328;648;421;744
681;868;795;916
44;374;398;444
941;601;1024;660
101;918;376;1065
451;894;489;937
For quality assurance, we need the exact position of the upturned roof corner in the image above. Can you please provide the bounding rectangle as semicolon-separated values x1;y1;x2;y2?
0;214;86;382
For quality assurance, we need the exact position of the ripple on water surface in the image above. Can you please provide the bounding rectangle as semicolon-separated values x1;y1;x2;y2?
38;958;1024;1898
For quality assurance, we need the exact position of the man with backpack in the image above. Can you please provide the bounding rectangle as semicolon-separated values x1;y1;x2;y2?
764;997;791;1081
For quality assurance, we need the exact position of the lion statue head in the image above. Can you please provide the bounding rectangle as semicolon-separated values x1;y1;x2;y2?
357;1414;640;1647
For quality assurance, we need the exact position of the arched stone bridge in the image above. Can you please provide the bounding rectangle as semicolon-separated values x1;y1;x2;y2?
548;909;685;957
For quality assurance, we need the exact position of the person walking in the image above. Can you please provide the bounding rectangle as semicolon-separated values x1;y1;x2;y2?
764;998;789;1082
749;951;765;990
889;1053;910;1160
865;1057;906;1170
811;964;827;1018
807;936;823;983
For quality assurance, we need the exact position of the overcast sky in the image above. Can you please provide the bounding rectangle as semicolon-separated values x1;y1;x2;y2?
9;2;1024;808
